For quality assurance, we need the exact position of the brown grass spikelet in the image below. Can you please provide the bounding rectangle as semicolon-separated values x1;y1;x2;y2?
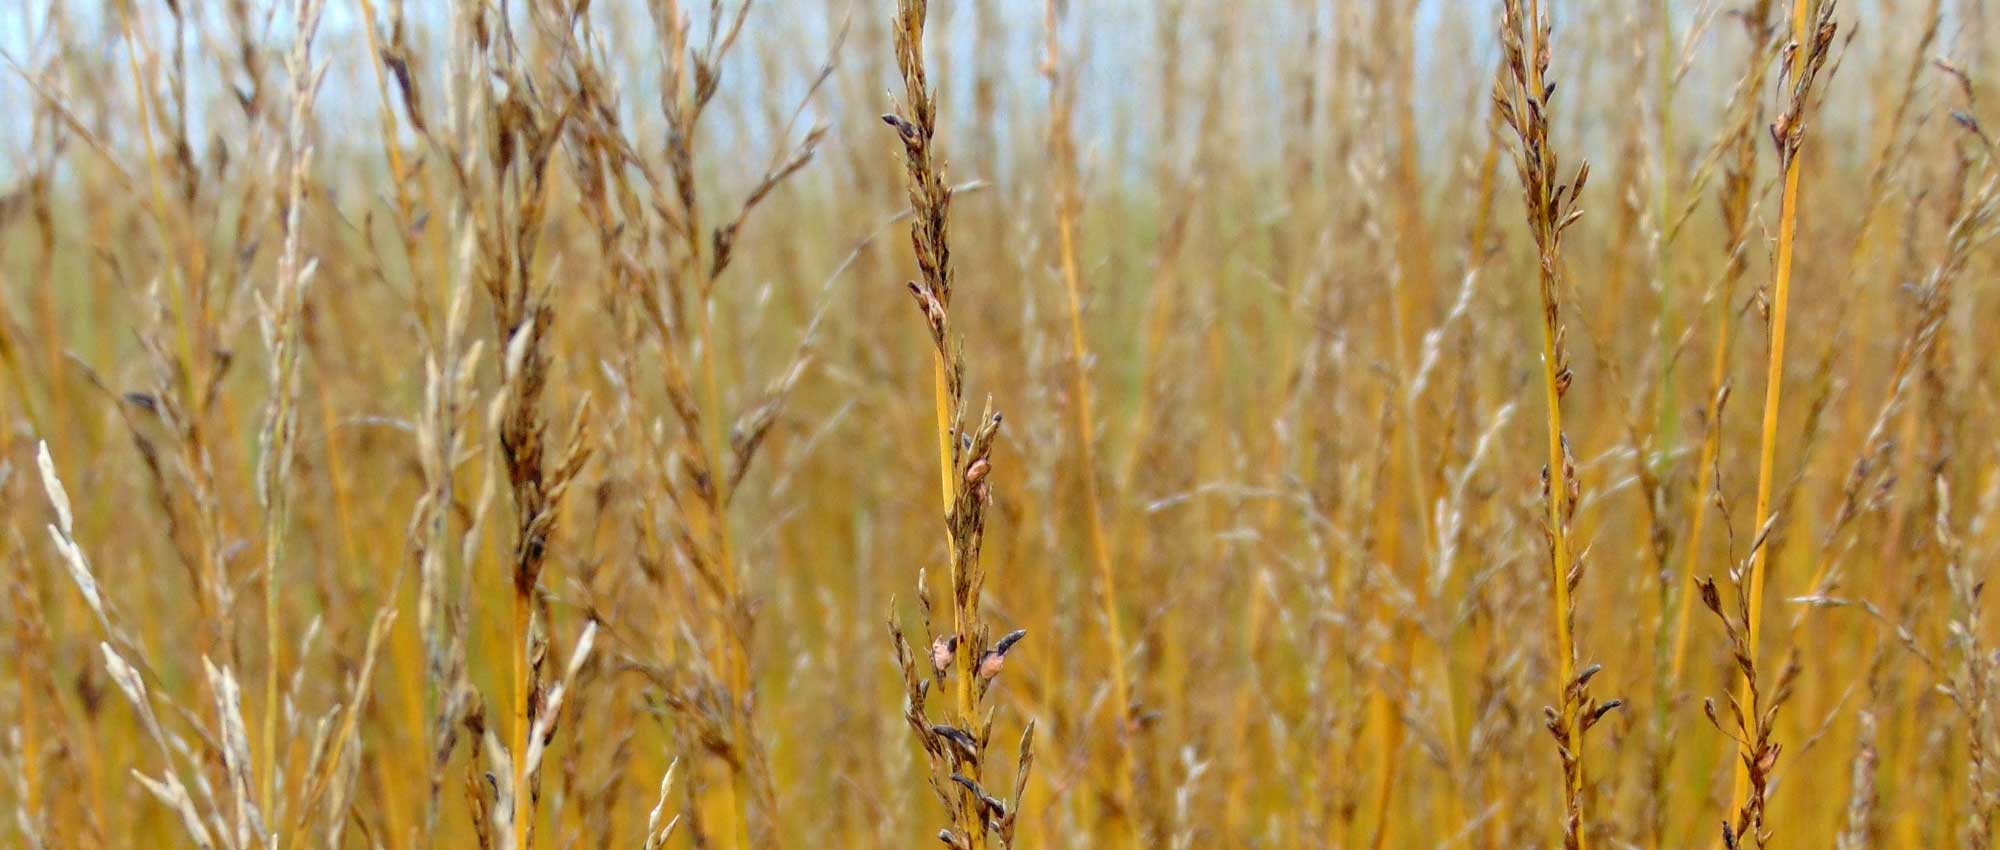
1493;1;1618;846
883;2;1035;849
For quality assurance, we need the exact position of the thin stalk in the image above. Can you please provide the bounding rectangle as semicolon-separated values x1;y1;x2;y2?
1537;271;1584;850
261;441;287;833
1466;92;1507;850
1736;0;1816;816
1653;0;1678;461
1499;0;1601;845
511;590;529;850
116;3;198;401
1666;0;1773;705
262;2;320;822
697;293;758;850
1525;10;1582;848
929;350;980;848
1043;6;1138;842
1054;134;1139;850
933;365;957;517
1731;0;1812;820
889;3;994;845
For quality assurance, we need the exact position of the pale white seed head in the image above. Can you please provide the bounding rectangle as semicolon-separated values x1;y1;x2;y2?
35;441;71;535
48;531;104;623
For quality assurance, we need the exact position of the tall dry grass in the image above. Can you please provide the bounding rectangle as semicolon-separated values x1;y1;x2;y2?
5;1;2000;849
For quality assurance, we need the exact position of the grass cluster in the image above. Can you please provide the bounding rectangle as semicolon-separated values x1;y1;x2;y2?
4;0;2000;848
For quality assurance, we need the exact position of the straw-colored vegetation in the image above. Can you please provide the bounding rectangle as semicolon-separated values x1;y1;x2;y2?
4;0;2000;848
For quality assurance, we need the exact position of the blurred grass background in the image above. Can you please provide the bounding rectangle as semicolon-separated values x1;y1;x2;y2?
3;0;1999;848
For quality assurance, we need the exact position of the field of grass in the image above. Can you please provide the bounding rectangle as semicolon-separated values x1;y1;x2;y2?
3;0;1999;847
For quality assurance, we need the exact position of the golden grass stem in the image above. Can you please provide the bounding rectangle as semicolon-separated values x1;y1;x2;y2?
1665;0;1772;759
350;0;412;230
699;304;759;850
1522;14;1585;850
1730;0;1813;823
1504;0;1593;844
1538;283;1584;850
1055;169;1140;847
511;589;530;850
115;4;199;406
1044;7;1140;842
930;354;980;837
260;436;286;836
1668;331;1730;691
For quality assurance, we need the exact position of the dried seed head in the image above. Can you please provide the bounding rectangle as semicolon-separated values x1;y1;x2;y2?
977;652;1003;680
975;631;1027;680
1769;113;1791;153
930;724;979;759
1756;742;1782;774
947;772;1004;817
1697;576;1725;617
930;635;957;674
1584;699;1623;731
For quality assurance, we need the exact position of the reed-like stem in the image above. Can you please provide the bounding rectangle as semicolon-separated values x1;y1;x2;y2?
1730;0;1815;824
1043;4;1139;842
510;589;531;850
1523;9;1582;848
1665;0;1773;708
887;4;1037;849
1498;1;1609;846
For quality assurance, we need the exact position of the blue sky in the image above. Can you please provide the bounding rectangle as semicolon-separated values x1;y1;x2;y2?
0;1;1959;189
0;0;1471;183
